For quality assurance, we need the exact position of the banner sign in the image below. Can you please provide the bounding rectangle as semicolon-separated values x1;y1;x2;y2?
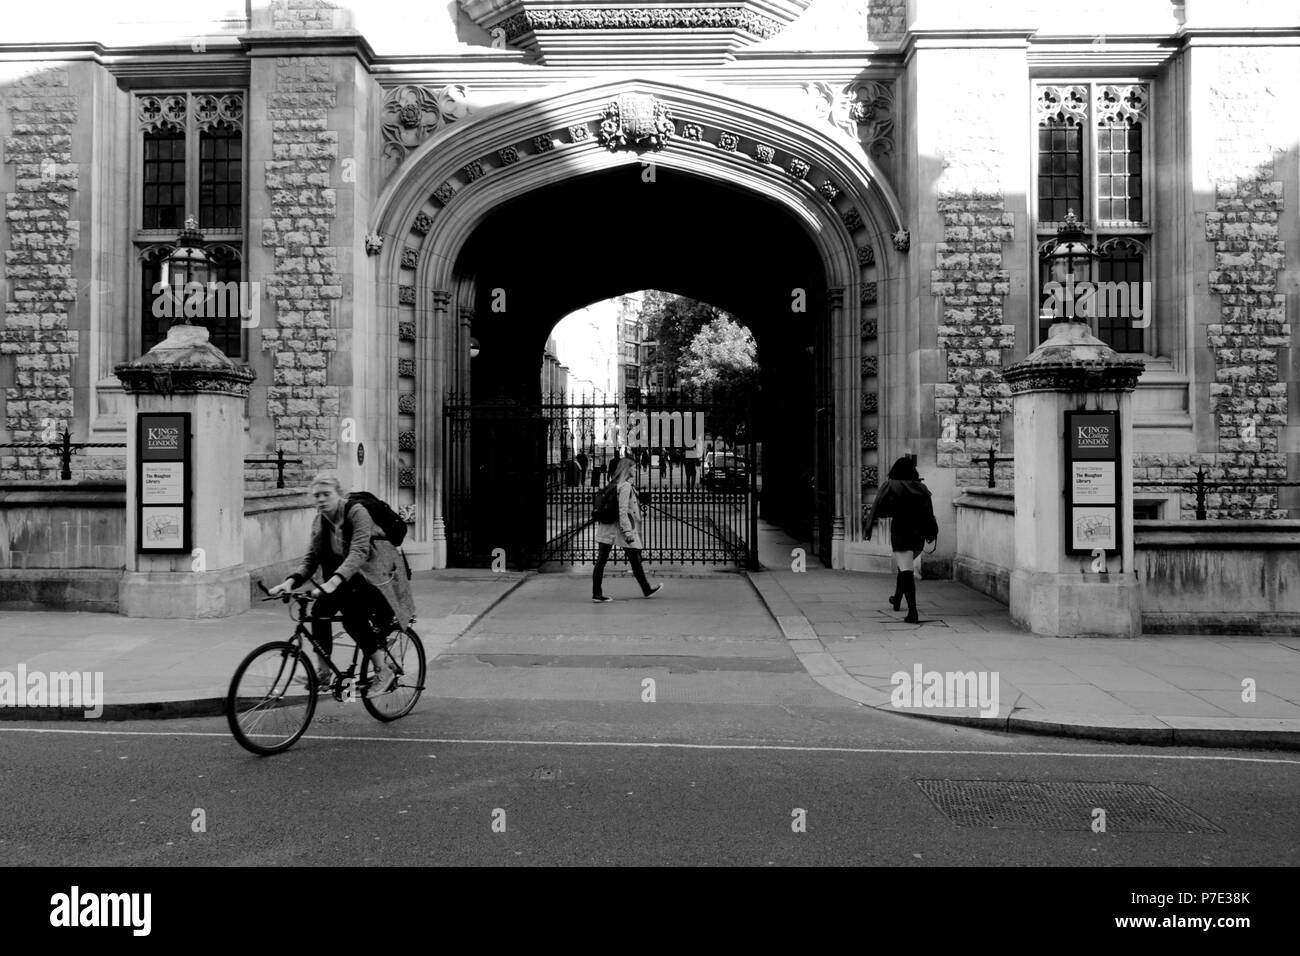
137;413;191;553
1064;410;1120;554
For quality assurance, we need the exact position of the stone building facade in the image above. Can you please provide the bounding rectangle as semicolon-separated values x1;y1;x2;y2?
1;0;1297;575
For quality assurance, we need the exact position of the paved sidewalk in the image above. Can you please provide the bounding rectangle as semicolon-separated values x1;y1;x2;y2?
5;559;1300;750
0;571;529;719
747;568;1300;750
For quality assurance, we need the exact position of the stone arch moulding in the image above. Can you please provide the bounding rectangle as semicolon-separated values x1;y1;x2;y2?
368;74;908;569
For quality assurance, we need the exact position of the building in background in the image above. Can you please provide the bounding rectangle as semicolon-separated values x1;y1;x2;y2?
540;334;569;402
549;300;620;401
614;293;644;405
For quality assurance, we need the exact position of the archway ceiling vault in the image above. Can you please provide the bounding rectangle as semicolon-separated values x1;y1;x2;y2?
456;165;827;354
372;74;906;295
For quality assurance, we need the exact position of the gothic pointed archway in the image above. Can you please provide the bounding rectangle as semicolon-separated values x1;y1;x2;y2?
368;74;908;569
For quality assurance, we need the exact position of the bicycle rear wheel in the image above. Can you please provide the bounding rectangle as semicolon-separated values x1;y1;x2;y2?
226;641;318;755
362;627;426;721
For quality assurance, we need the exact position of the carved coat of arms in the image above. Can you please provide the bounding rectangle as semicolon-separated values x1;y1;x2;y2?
599;94;674;151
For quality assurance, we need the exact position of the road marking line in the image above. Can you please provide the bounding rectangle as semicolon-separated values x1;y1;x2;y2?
1;726;1296;764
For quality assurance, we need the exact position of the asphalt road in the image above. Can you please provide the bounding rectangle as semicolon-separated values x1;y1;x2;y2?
2;697;1296;867
2;574;1296;867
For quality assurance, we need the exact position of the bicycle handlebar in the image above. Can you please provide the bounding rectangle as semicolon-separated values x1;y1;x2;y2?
257;578;323;605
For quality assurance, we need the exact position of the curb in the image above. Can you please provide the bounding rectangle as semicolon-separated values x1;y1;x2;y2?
0;698;229;722
0;572;535;723
743;570;1300;752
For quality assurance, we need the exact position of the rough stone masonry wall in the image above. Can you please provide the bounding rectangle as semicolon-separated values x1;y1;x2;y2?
271;0;340;31
928;49;1018;491
1;68;81;481
1133;51;1290;518
259;56;341;486
1201;50;1289;518
932;198;1016;488
867;0;907;42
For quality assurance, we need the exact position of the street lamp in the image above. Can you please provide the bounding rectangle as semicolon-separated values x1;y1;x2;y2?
469;336;481;359
161;215;211;325
1041;208;1098;326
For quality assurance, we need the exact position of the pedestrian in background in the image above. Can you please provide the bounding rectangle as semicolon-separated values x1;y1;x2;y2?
684;447;699;491
864;457;938;624
591;457;663;602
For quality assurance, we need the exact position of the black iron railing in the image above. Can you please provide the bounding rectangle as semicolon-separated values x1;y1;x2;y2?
0;429;126;479
244;448;304;489
1135;467;1300;520
972;451;1015;488
443;389;758;569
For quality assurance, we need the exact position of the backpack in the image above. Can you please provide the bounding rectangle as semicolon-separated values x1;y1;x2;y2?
593;483;620;523
344;491;407;547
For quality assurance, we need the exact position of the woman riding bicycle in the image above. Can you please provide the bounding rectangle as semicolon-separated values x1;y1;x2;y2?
268;472;416;694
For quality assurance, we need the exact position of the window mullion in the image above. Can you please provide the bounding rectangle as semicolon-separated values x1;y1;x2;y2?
1087;81;1098;235
186;94;200;222
1142;89;1153;356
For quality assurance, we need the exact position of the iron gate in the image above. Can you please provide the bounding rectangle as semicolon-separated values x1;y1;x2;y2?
444;390;758;569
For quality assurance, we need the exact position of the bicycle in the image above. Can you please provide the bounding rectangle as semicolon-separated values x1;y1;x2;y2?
225;580;426;755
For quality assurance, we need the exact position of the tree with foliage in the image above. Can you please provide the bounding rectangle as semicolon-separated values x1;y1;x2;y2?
682;315;760;443
637;290;726;387
680;316;758;391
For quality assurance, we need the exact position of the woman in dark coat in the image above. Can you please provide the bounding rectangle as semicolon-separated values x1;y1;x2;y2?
864;457;939;623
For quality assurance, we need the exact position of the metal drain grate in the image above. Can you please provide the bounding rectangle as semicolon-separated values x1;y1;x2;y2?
915;779;1222;833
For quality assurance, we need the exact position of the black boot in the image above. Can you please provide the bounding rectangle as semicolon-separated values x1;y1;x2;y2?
889;570;903;612
901;570;919;623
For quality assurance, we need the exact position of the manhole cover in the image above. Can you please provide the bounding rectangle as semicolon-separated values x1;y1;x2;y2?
529;767;561;781
914;780;1222;833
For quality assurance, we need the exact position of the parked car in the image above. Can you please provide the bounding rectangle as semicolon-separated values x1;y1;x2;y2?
702;452;749;491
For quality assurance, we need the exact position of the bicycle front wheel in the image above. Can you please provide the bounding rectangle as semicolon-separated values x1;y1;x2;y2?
362;627;426;722
226;641;318;755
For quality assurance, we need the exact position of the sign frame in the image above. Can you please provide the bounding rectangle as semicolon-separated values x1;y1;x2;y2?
1064;409;1121;556
136;412;192;554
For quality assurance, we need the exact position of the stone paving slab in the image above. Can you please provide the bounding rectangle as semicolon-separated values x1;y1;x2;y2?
1189;690;1300;718
745;567;1300;750
0;571;528;719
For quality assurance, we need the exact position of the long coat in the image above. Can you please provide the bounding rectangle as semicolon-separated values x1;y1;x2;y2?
289;502;417;625
594;479;644;549
864;479;939;553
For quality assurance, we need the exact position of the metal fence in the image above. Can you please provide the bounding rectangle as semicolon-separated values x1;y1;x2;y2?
0;429;126;479
1135;467;1300;520
971;452;1015;488
444;389;759;569
243;448;304;489
0;430;307;490
967;454;1297;519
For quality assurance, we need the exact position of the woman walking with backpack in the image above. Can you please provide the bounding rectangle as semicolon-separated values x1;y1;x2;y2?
864;457;939;624
591;456;663;602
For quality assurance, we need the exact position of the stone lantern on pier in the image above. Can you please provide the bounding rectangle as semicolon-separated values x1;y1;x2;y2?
1001;212;1146;637
114;324;256;618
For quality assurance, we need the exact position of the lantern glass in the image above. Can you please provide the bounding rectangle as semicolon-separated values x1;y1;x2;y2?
1059;239;1099;282
1042;209;1098;323
160;216;211;319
